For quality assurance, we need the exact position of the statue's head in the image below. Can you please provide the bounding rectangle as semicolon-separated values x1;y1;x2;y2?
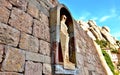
61;15;67;22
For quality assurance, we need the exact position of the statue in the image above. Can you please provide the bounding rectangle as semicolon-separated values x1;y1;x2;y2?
60;15;75;69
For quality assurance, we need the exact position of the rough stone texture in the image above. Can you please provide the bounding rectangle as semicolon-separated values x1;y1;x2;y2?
25;61;42;75
0;22;20;47
27;2;39;19
0;6;10;23
1;46;25;72
0;44;4;62
102;26;110;32
26;51;44;63
78;20;90;31
19;32;39;52
49;0;58;7
44;55;51;64
0;0;12;9
43;64;52;75
9;8;33;34
101;27;116;45
9;0;27;11
33;12;50;42
74;22;107;75
33;19;44;39
39;40;50;56
0;72;22;75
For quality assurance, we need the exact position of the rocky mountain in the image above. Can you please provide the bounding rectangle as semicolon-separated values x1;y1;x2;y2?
77;20;119;49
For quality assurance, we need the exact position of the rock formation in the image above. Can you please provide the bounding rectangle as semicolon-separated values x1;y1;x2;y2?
78;20;119;49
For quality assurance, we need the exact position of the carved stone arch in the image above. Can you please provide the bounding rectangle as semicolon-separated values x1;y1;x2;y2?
50;4;77;74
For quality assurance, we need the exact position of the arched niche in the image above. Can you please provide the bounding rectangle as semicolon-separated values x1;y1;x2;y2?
50;4;77;74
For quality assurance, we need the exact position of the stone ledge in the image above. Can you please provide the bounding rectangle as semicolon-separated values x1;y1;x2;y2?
0;72;23;75
26;51;44;63
26;51;51;64
55;65;79;75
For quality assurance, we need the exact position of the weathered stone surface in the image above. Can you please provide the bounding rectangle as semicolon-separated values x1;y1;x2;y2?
0;0;12;9
0;6;10;23
44;55;51;64
44;25;50;42
39;1;50;10
0;22;20;46
101;27;116;45
26;51;44;62
39;40;50;56
49;0;58;7
43;64;52;75
86;30;96;40
102;26;110;32
9;8;33;34
26;51;51;63
0;72;22;75
40;11;49;27
1;46;25;72
78;20;90;31
0;44;4;62
33;19;44;39
19;32;39;52
9;0;27;11
27;2;39;19
76;53;84;66
25;61;42;75
33;18;50;41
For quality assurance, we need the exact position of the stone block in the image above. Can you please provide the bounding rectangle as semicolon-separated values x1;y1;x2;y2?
25;61;42;75
0;22;20;47
19;32;39;52
76;53;84;66
43;64;52;75
0;6;10;23
0;0;12;9
40;11;49;27
9;0;27;11
44;56;51;64
33;18;50;42
0;44;4;62
33;19;44;39
26;51;44;63
0;72;22;75
44;25;50;42
1;46;25;72
27;3;39;19
39;40;50;56
9;8;33;34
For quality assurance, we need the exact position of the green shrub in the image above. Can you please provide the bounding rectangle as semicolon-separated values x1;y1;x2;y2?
95;39;109;48
111;49;118;53
102;50;115;74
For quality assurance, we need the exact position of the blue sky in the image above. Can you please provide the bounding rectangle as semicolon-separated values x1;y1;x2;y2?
58;0;120;40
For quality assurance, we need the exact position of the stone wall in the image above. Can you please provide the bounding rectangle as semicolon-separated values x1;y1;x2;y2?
74;22;107;75
0;0;59;75
0;0;107;75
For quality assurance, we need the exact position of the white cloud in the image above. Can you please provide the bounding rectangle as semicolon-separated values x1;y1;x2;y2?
99;16;111;22
78;11;91;21
91;17;98;21
99;8;119;22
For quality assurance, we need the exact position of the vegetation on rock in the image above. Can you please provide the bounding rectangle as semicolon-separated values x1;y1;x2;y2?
102;50;115;74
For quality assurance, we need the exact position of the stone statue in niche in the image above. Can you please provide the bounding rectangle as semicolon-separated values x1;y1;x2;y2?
60;15;75;69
